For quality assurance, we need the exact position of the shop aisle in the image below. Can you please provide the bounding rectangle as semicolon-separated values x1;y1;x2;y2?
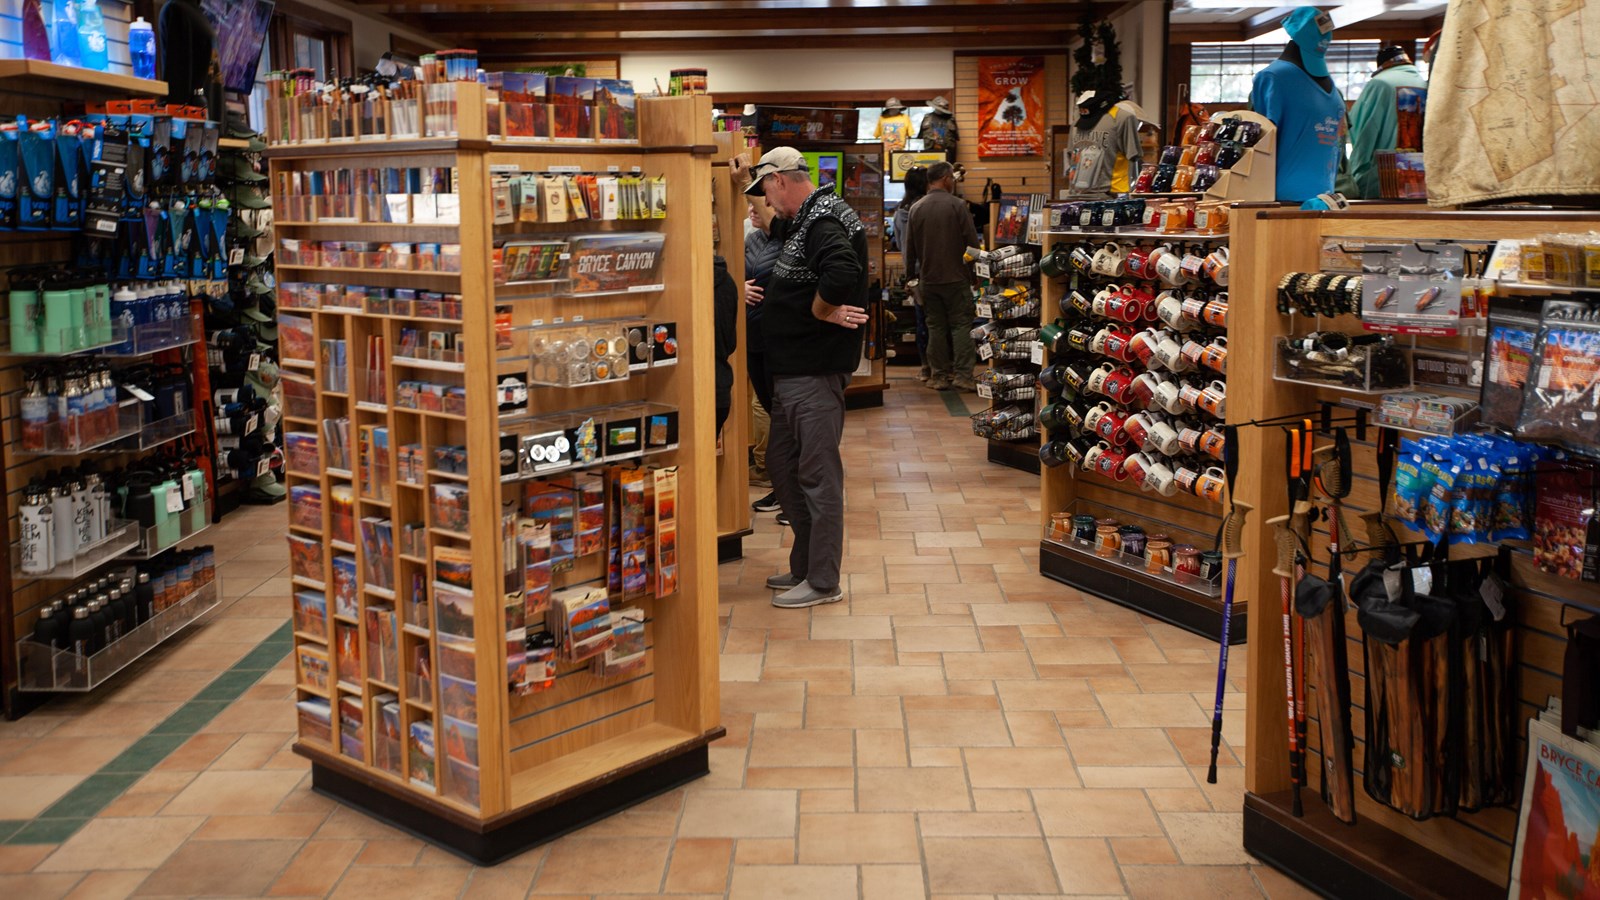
0;371;1307;899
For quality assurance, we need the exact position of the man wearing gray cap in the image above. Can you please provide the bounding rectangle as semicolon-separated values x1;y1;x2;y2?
743;146;870;608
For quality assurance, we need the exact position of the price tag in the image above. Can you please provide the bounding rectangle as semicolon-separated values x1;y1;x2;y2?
975;302;993;318
256;458;271;477
1030;342;1044;365
1382;567;1403;602
229;247;245;266
978;343;993;361
245;413;260;435
181;477;195;501
124;384;156;402
248;352;261;372
165;487;184;514
977;384;993;399
1410;566;1433;596
607;165;620;173
548;165;582;174
1480;573;1507;621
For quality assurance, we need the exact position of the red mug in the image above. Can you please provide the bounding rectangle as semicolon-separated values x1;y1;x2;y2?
1100;366;1138;403
1123;451;1156;484
1101;327;1137;363
1128;371;1166;407
1095;446;1131;480
1128;329;1162;366
1124;247;1155;280
1104;292;1144;324
1124;411;1158;447
1096;408;1132;445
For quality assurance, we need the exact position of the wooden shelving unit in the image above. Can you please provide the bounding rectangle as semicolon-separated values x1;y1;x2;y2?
711;132;751;562
0;59;165;99
272;91;723;861
1232;208;1600;897
1036;228;1239;642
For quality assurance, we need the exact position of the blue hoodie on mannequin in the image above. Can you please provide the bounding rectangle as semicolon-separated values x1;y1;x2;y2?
1250;8;1346;202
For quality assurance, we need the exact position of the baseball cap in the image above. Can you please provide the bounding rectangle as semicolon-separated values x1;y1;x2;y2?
219;155;265;183
743;147;808;197
1376;45;1410;67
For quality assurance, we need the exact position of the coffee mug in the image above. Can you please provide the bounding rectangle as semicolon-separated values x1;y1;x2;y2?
1095;446;1131;481
1181;295;1209;323
1128;329;1162;367
1125;411;1159;448
1065;324;1096;354
1155;292;1187;330
1178;422;1207;454
1193;164;1221;191
1100;366;1137;403
1083;400;1114;433
1151;164;1177;193
1070;244;1097;273
1145;416;1183;456
1092;285;1122;318
1143;458;1179;495
1091;243;1127;278
1104;292;1143;324
1172;165;1197;192
1038;401;1072;432
1152;379;1186;415
1124;247;1155;280
1194;141;1219;166
1193;466;1228;502
1197;380;1227;418
1203;247;1230;287
1180;250;1208;282
1123;451;1157;485
1101;326;1137;362
1095;408;1132;446
1199;426;1227;460
1153;251;1189;287
1040;320;1067;353
1062;361;1094;394
1040;245;1072;279
1040;441;1073;468
1199;337;1228;373
1063;436;1097;468
1128;370;1166;407
1090;328;1113;358
1180;338;1208;368
1066;290;1094;317
1159;144;1183;166
1082;440;1110;472
1202;295;1229;328
1038;364;1069;394
1173;464;1204;496
1152;333;1191;372
1178;381;1207;413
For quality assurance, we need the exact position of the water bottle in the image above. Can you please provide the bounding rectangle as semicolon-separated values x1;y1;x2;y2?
49;480;76;566
9;274;42;353
19;480;54;575
50;0;79;68
75;0;106;71
128;17;155;80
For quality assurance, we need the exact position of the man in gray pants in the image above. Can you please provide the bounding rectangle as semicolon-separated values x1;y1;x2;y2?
906;160;981;392
742;147;870;608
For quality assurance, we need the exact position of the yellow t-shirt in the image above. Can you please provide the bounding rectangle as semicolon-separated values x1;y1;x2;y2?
875;113;913;154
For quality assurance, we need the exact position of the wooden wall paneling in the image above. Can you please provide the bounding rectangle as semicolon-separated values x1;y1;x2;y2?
951;53;1067;197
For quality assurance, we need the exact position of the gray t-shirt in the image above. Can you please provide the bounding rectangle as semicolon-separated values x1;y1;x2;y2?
1067;103;1143;198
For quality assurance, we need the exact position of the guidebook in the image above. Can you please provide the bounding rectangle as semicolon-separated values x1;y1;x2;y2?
1510;713;1600;898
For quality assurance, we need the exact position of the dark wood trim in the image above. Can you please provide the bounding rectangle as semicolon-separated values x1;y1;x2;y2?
1040;539;1245;644
987;439;1041;475
709;90;950;108
1170;20;1441;44
1243;791;1503;899
953;47;1076;58
264;140;718;160
273;0;353;34
481;32;1073;58
395;3;1086;33
271;0;356;81
388;34;436;62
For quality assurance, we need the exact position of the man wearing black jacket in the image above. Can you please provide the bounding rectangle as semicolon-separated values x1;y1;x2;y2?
711;255;738;434
743;147;869;609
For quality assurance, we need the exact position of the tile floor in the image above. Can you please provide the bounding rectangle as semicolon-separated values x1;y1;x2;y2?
0;371;1313;899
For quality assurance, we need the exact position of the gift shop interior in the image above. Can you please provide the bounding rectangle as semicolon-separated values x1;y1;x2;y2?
0;1;1597;898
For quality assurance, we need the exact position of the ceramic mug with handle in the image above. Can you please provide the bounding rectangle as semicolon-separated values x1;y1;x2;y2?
1155;291;1187;330
1143;458;1179;495
1091;242;1127;278
1203;246;1230;286
1145;416;1183;455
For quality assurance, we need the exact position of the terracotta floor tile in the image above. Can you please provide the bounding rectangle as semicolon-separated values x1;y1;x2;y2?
896;625;982;653
1034;788;1163;837
1251;863;1322;899
328;865;472;899
746;767;855;790
919;811;1042;836
728;864;857;899
0;844;57;873
966;747;1080;788
810;615;894;641
193;813;327;841
1159;811;1252;865
799;788;856;812
460;867;538;900
855;665;950;696
662;838;733;894
678;789;797;838
62;870;149;900
798;812;920;864
0;774;82;818
923;836;1060;894
805;695;903;730
906;708;1012;747
996;679;1100;711
857;766;972;811
973;787;1035;811
1121;864;1264;899
531;836;671;894
37;816;204;872
856;729;909;768
134;838;298;897
0;735;136;775
1048;837;1126;895
0;872;85;899
1102;693;1212;728
1111;836;1181;866
734;838;796;865
161;769;304;816
862;864;928;900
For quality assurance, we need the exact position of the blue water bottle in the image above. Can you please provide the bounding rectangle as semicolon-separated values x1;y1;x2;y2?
128;17;155;81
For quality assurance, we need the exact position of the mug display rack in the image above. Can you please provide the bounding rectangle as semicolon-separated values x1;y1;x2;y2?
1037;223;1242;642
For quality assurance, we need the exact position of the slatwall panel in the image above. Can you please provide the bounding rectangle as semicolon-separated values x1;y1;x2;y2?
0;0;138;75
952;53;1065;195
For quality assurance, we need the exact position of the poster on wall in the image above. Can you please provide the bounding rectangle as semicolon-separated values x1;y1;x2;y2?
977;56;1046;158
1509;715;1600;898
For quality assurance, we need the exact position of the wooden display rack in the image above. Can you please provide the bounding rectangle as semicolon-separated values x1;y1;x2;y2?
1203;111;1276;204
711;132;752;562
270;91;724;862
1231;208;1600;897
1035;227;1241;642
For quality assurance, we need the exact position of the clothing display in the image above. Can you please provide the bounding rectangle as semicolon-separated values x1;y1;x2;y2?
1066;101;1143;198
1250;55;1343;202
1341;61;1429;199
918;95;959;153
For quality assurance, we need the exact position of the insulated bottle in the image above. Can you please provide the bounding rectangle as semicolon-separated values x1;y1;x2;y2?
128;16;155;80
133;571;154;624
40;276;73;352
9;275;42;353
19;481;54;575
67;605;94;663
33;602;63;648
49;480;76;566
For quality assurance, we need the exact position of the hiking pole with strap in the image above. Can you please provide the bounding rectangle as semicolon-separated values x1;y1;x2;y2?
1207;425;1248;783
1269;513;1303;815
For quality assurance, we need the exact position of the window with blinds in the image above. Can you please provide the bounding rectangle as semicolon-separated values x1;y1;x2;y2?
1189;40;1392;104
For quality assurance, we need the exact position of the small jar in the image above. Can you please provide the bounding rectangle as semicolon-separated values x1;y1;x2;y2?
1072;514;1098;543
1049;512;1072;542
1173;544;1202;576
1199;550;1225;584
1146;538;1173;574
1095;519;1121;558
1119;524;1147;558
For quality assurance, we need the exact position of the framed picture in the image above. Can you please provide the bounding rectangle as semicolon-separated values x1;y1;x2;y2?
802;152;844;196
889;150;946;183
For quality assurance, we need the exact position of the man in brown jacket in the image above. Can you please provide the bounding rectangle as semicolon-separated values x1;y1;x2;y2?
905;161;980;392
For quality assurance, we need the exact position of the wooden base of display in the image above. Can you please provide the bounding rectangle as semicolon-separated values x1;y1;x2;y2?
844;384;888;410
718;530;751;563
987;440;1040;475
1039;540;1244;644
305;741;714;866
1243;791;1500;900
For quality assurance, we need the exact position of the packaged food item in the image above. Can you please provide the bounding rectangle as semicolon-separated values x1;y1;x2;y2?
1516;300;1600;454
1391;439;1434;527
1481;302;1542;431
1420;449;1458;542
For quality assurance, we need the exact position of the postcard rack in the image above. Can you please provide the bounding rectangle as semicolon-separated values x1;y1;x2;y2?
271;92;723;863
1230;208;1600;898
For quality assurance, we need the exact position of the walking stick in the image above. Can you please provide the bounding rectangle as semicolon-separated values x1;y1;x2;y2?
1268;513;1302;815
1207;495;1251;783
1308;430;1357;823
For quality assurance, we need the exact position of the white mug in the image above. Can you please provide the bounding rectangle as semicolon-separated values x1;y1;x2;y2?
1143;459;1179;495
1082;440;1110;473
1155;291;1186;330
1091;242;1127;278
1083;401;1113;435
1145;417;1183;455
1152;379;1184;415
1092;285;1122;318
1152;333;1192;372
1154;251;1189;286
1086;364;1117;396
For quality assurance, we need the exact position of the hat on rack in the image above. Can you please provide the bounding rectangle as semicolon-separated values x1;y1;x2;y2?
228;187;270;210
743;146;809;196
883;97;906;113
928;96;952;116
219;155;266;183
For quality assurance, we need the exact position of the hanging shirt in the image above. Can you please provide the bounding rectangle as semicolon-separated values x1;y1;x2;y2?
875;112;913;156
1251;60;1346;203
1341;64;1429;199
917;111;958;152
1066;103;1142;198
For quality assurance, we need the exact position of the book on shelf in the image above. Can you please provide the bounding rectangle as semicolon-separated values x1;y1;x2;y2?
408;721;435;789
329;485;356;543
433;545;473;590
297;644;331;692
321;339;348;392
364;604;398;684
293;590;328;639
360;517;395;591
409;642;433;705
332;555;358;618
334;621;361;686
364;335;387;405
338;694;364;761
288;534;324;583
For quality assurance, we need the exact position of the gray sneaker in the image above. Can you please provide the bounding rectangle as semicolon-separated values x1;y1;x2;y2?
765;572;803;590
772;580;843;609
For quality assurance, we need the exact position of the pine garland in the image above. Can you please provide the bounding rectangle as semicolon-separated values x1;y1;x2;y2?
1070;20;1124;104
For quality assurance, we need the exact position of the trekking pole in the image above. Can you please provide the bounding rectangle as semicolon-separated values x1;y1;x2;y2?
1268;513;1302;815
1207;499;1251;783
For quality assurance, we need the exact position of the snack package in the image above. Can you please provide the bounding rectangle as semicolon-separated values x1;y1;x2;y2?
1392;440;1434;528
1516;300;1600;453
1421;450;1460;542
1481;301;1541;431
1533;460;1598;582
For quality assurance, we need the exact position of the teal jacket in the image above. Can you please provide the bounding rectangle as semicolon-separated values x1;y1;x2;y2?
1342;64;1429;199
